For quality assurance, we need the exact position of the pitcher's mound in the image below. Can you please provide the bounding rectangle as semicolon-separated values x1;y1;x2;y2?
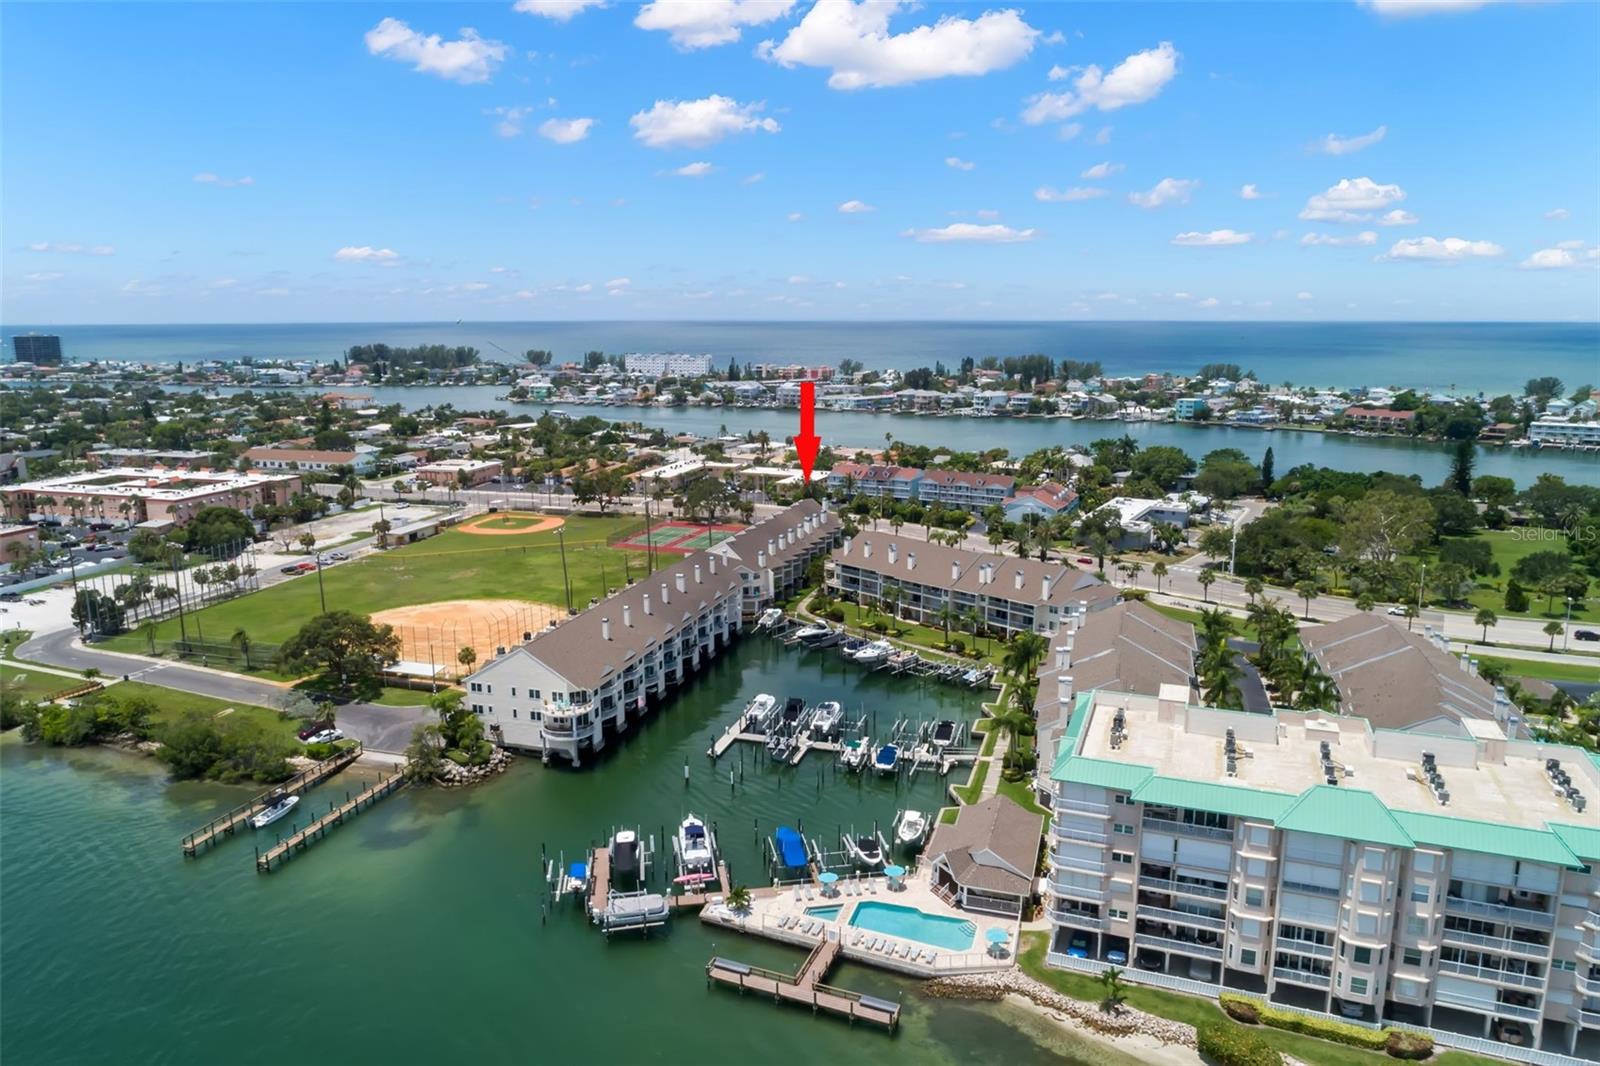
371;598;560;671
458;512;565;536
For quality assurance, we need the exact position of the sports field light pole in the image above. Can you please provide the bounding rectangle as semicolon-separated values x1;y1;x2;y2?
314;554;328;614
1564;597;1574;653
556;526;573;616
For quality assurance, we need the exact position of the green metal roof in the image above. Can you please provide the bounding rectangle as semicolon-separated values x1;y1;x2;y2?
1549;823;1600;864
1048;689;1099;780
1391;810;1585;870
1057;757;1153;793
1131;776;1297;822
1277;786;1414;848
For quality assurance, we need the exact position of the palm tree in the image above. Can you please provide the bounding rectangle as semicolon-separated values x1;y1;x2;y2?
1402;603;1419;631
1151;560;1168;594
1099;967;1127;1013
1124;561;1144;588
1196;568;1217;603
963;607;984;657
230;627;253;669
1004;632;1046;680
1544;619;1563;652
1475;608;1498;645
726;884;753;913
1296;670;1340;712
457;645;478;675
1294;579;1320;620
935;603;959;646
1243;577;1263;604
403;722;445;782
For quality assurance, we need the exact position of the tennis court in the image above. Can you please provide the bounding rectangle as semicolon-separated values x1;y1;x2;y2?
613;521;743;554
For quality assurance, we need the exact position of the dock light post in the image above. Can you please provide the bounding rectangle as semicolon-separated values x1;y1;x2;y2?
556;526;573;615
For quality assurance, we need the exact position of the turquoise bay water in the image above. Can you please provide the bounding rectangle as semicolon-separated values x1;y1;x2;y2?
0;637;1143;1066
849;902;979;952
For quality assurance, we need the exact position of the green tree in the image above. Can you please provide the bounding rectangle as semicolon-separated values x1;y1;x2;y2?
230;627;253;669
1474;608;1498;644
1197;568;1217;603
1259;447;1274;490
1151;560;1168;594
182;506;254;554
277;610;401;698
1243;577;1263;604
1504;579;1530;613
1544;620;1564;652
1003;632;1046;681
1447;438;1474;496
1099;967;1127;1013
457;645;477;674
403;722;445;782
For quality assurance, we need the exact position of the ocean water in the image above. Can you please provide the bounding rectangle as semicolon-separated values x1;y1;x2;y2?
0;637;1140;1066
4;320;1597;395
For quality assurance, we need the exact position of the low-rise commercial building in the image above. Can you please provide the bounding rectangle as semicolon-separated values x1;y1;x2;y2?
0;523;41;565
244;445;377;474
1;468;301;528
413;458;503;487
1088;496;1200;550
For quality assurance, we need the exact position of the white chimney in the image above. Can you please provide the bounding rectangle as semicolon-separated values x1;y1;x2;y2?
1058;674;1074;709
623;605;632;628
708;555;717;575
601;617;612;641
676;572;687;593
768;538;776;556
1014;569;1024;591
757;550;766;568
951;560;961;582
843;537;853;555
907;552;916;571
1042;576;1052;600
863;542;872;560
1054;645;1069;670
643;594;652;616
694;564;703;584
888;544;898;565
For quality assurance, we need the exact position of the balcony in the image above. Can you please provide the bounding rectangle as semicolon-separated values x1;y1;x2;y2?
1440;927;1551;960
1280;879;1342;899
1140;904;1226;932
1050;851;1108;876
1057;797;1111;817
1275;937;1335;960
1138;874;1229;902
1433;989;1541;1022
1436;958;1545;990
1579;940;1599;966
1048;880;1108;904
1443;896;1555;930
1575;1007;1600;1029
1050;909;1107;933
1137;933;1224;961
1585;909;1600;931
1053;822;1111;845
1272;966;1331;989
1141;815;1234;843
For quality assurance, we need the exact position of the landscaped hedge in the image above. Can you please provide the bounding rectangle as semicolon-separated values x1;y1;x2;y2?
1217;993;1431;1058
1196;1022;1282;1066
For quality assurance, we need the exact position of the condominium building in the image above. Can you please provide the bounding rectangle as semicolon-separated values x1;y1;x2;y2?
827;535;1117;638
462;500;840;766
1004;481;1079;523
1;467;302;529
1044;685;1600;1059
623;352;713;379
1529;420;1600;447
826;462;922;502
11;334;63;365
89;447;215;470
917;469;1016;512
1343;406;1418;432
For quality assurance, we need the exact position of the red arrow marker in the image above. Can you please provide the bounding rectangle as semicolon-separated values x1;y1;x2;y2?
794;380;821;486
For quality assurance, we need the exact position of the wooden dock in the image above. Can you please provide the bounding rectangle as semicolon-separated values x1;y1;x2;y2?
667;861;732;911
705;937;899;1032
586;845;612;914
255;769;406;873
181;744;365;857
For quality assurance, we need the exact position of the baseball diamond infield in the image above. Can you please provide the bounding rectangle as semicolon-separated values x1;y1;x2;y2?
457;512;567;536
371;598;559;674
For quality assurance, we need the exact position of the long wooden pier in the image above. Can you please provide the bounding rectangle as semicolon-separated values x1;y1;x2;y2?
706;936;899;1032
181;744;365;857
255;769;406;873
586;845;612;914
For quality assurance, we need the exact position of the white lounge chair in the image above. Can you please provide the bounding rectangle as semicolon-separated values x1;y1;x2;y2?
897;944;911;959
880;940;895;956
926;951;939;965
851;930;863;946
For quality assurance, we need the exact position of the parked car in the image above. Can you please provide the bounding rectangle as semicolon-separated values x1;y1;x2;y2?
280;564;302;575
1076;556;1094;566
327;551;349;562
1066;934;1089;959
296;562;317;573
1385;605;1407;616
1576;629;1599;642
1134;949;1164;971
1337;1000;1366;1020
1493;1020;1528;1046
307;728;344;745
90;543;116;553
297;720;336;741
1103;948;1128;965
0;592;21;603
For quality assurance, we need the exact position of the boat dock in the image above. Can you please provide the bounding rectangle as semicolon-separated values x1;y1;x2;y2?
181;744;365;857
705;938;900;1032
255;768;406;873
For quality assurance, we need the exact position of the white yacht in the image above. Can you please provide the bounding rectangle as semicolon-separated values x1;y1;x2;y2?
743;693;778;731
755;607;784;630
792;622;835;645
930;719;960;750
852;639;894;665
249;791;299;830
894;809;929;848
844;832;885;869
675;813;715;874
810;700;843;737
840;736;871;772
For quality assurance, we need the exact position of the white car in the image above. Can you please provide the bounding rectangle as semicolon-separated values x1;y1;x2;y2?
1385;606;1407;616
307;728;344;744
327;551;350;562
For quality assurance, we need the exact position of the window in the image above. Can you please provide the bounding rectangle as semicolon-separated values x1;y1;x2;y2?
1405;916;1427;937
1114;823;1135;836
531;689;541;700
1109;907;1129;920
1396;979;1419;998
1352;946;1372;965
1245;887;1264;908
485;684;493;694
1239;949;1257;966
1113;793;1130;805
1410;885;1431;904
470;682;482;693
1349;977;1369;995
510;687;517;697
1112;851;1133;865
511;708;517;718
1360;882;1381;904
1402;949;1422;967
1363;850;1384;872
532;711;543;722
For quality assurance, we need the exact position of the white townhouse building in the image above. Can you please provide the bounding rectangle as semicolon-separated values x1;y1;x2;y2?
1529;420;1600;447
622;352;713;379
461;500;840;767
916;469;1016;512
827;535;1118;638
1043;684;1600;1060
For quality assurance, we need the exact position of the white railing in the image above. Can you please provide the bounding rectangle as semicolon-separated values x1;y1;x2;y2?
1047;881;1108;904
1584;909;1600;930
1053;822;1111;845
1139;904;1226;931
1137;933;1223;961
1050;909;1106;932
1049;851;1108;876
1441;927;1552;959
1057;797;1111;817
1138;874;1228;901
1274;936;1334;959
1445;896;1556;930
1437;957;1546;990
1142;815;1234;843
1271;965;1330;989
1415;1031;1590;1066
1434;989;1541;1022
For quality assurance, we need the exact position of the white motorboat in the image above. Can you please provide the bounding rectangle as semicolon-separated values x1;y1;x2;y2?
840;736;871;772
810;700;843;737
675;813;715;872
894;809;929;848
852;639;894;665
767;732;794;762
873;743;900;776
844;832;885;869
249;791;299;830
930;719;959;750
743;693;778;731
756;607;783;630
611;830;642;884
792;622;834;644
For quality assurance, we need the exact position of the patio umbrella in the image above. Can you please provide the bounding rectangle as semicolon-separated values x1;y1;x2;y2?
985;927;1011;956
818;871;840;896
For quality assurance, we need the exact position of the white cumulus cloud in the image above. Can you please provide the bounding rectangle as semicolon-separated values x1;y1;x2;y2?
1358;0;1494;16
637;0;796;49
514;0;606;20
193;172;255;188
838;199;875;214
787;211;805;222
1081;161;1123;180
539;117;595;143
901;223;1038;243
1520;243;1600;269
1544;207;1570;221
1035;186;1107;202
1128;177;1197;209
945;156;976;171
28;242;116;256
630;95;779;148
334;246;401;264
1314;124;1387;156
364;17;508;84
1196;297;1220;308
1240;183;1263;200
1298;176;1405;222
1297;291;1314;300
1301;231;1379;247
1382;236;1504;261
1021;41;1179;124
759;0;1039;90
1172;229;1253;246
671;161;716;177
1377;209;1418;226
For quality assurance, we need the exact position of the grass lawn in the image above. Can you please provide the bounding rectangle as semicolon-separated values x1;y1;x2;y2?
101;680;296;743
101;514;651;654
364;685;435;707
1473;655;1600;684
996;772;1047;816
2;629;33;660
1412;529;1596;623
1016;933;1501;1066
0;662;79;702
1147;602;1299;650
953;760;989;804
832;601;1006;667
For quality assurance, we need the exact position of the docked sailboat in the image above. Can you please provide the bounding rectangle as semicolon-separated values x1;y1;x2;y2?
840;736;871;772
250;791;299;830
930;719;959;750
743;693;779;731
844;832;885;869
873;743;900;776
675;813;715;874
810;700;843;738
894;809;930;848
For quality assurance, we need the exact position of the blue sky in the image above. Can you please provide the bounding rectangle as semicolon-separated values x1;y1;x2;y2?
4;0;1598;323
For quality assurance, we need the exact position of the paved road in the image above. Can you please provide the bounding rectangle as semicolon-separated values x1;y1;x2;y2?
18;629;430;753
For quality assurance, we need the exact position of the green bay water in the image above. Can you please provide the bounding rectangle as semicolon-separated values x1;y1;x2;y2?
1;638;1137;1066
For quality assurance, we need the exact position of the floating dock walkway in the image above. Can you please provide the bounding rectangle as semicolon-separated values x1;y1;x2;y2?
255;769;406;873
181;744;365;857
706;937;899;1032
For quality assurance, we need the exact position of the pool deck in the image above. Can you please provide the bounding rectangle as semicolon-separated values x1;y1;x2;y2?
700;868;1017;978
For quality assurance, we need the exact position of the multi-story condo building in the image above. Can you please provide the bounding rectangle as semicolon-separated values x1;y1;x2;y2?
622;352;713;379
828;535;1117;638
1343;406;1418;432
826;462;922;503
243;445;378;474
1;467;302;529
1529;420;1600;447
11;334;63;365
1044;684;1600;1059
89;447;215;470
917;469;1016;512
462;500;839;766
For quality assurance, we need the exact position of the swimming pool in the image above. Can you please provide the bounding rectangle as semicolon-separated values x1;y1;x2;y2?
847;901;976;951
804;904;843;920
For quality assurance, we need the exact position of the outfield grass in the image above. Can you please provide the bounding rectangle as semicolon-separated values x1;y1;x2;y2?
102;514;651;654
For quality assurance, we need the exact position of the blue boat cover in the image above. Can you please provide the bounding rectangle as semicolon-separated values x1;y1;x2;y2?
569;861;587;879
774;826;808;868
